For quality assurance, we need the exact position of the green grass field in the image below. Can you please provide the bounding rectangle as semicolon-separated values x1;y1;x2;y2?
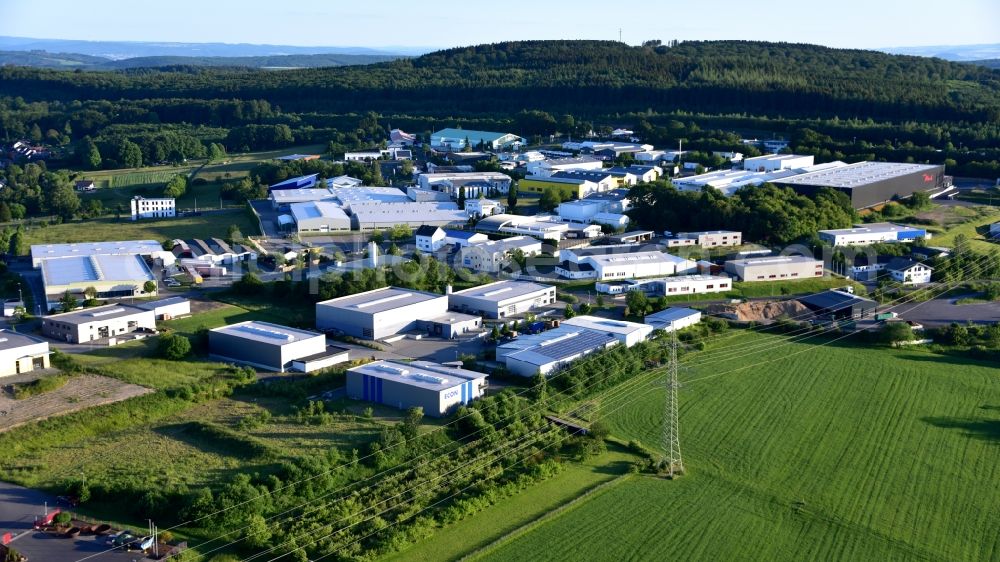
20;212;260;247
927;208;1000;252
385;450;634;562
472;331;1000;562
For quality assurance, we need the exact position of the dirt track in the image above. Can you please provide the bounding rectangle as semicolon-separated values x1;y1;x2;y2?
0;375;151;432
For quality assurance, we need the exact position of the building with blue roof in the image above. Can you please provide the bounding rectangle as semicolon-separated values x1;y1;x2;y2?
505;329;618;377
40;254;156;301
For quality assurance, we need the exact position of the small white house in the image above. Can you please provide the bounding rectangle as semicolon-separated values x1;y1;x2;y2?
416;225;447;252
887;258;933;285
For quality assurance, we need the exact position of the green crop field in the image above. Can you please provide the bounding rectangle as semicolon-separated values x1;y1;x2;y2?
472;332;1000;562
19;211;260;248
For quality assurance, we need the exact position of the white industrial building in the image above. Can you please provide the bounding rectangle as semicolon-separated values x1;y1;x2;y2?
31;240;174;268
725;256;825;282
561;315;654;347
476;214;570;241
417;172;512;196
525;156;605;177
0;330;51;378
39;254;157;302
556;200;630;228
350;201;467;230
551;170;620;191
130;196;176;220
458;236;543;273
558;245;697;281
269;174;319;191
464;198;504;218
430;128;524;151
133;297;190;320
270;187;337;210
818;223;929;246
347;360;488;416
209;320;349;373
596;274;732;296
743;154;815;172
290;201;352;234
665;230;743;248
644;307;702;332
316;287;449;340
42;304;156;344
673;160;846;197
415;226;489;252
448;281;556;319
505;330;618;377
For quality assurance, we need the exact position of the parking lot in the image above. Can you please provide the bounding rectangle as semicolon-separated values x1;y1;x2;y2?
894;294;1000;328
0;481;142;561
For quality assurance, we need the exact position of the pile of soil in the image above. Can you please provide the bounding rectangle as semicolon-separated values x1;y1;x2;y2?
705;300;811;323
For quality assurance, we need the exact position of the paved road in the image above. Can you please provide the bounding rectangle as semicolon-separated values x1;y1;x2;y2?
0;481;139;561
894;295;1000;328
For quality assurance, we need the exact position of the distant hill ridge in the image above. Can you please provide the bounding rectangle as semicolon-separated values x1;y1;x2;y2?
0;50;403;69
2;40;999;122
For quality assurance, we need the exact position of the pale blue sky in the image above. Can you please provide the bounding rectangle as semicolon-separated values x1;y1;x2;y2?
2;0;998;50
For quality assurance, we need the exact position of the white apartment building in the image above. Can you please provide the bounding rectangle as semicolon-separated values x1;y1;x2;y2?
130;196;176;220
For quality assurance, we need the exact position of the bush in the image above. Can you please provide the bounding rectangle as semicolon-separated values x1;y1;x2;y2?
157;333;192;360
13;375;70;399
53;512;71;525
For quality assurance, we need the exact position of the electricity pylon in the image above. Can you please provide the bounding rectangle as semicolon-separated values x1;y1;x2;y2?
663;328;684;478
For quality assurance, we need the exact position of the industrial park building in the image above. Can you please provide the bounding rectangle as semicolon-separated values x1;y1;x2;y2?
665;230;743;248
347;360;488;416
0;330;50;378
818;223;928;246
644;307;703;332
797;290;877;320
457;236;543;273
39;254;157;301
596;274;732;296
725;256;824;282
505;330;618;377
209;321;348;373
558;245;697;281
448;281;556;319
316;287;449;340
290;201;352;234
774;162;946;209
430;129;524;151
560;315;654;347
133;297;190;320
42;304;156;344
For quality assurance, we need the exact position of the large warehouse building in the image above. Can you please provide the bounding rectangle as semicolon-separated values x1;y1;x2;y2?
0;330;51;378
448;281;556;319
560;315;654;347
818;222;928;246
725;255;824;282
505;330;618;377
42;304;156;344
346;360;488;416
774;162;946;209
39;254;157;301
316;287;449;340
209;321;348;373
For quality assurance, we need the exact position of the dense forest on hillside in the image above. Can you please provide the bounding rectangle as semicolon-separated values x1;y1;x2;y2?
3;40;999;122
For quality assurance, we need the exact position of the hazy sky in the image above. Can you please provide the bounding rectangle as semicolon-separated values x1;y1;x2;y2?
2;0;998;50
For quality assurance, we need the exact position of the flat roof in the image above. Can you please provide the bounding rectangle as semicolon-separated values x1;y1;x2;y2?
291;201;350;222
31;240;163;261
507;330;617;366
349;360;485;391
41;254;154;286
432;128;521;142
351;203;466;224
451;280;553;303
645;307;701;325
270;188;336;203
568;244;661;257
586;252;691;266
561;315;651;336
318;286;445;314
727;256;821;266
819;222;924;236
133;296;189;310
625;274;731;286
775;161;940;189
211;320;322;345
44;304;150;325
0;329;48;351
423;312;482;324
797;290;876;311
